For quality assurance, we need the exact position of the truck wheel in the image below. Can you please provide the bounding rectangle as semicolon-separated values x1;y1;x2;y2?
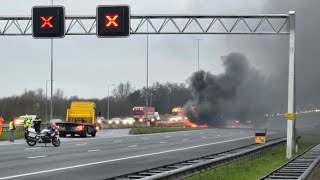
91;132;96;137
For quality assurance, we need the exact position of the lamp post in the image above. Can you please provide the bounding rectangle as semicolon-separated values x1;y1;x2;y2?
45;80;54;124
146;21;149;110
196;39;202;71
107;84;115;120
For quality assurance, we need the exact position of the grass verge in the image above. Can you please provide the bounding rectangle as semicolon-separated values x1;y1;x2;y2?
0;130;25;141
130;127;202;135
185;139;316;180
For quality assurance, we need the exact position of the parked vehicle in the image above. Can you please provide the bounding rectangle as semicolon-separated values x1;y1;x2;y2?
26;128;60;147
56;101;98;137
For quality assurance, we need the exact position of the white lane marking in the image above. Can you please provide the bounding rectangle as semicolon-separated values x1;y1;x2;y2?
25;147;41;150
165;136;171;138
128;145;138;148
88;149;100;152
183;139;189;141
0;135;256;180
141;137;150;140
27;155;47;159
113;140;122;143
217;135;221;137
0;142;23;146
202;137;207;139
75;143;87;146
160;142;167;144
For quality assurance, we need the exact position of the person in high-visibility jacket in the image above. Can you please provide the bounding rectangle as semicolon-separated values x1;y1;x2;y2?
9;118;15;142
24;115;31;139
0;117;4;136
33;116;42;133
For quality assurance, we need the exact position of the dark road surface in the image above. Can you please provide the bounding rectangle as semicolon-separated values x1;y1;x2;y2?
0;118;318;180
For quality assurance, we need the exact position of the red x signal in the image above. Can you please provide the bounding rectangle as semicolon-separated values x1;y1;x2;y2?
106;15;119;28
41;16;53;28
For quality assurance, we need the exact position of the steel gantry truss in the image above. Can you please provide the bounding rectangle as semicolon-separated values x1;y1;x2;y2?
0;14;289;35
0;12;296;160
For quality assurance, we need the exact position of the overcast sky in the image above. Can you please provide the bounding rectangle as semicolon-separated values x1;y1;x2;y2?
0;0;319;103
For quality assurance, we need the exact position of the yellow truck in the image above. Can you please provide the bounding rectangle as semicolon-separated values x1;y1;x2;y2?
56;101;98;137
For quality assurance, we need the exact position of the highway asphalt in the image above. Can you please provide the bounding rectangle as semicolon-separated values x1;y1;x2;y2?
0;127;284;180
0;117;317;180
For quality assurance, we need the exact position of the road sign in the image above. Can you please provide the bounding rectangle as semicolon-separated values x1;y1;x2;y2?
286;113;295;120
32;6;65;38
96;5;130;38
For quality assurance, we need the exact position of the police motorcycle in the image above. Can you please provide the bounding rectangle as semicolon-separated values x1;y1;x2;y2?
26;127;60;147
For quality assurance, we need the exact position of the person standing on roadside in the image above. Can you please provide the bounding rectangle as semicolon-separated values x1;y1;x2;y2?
24;115;31;139
9;118;15;142
33;116;42;133
0;117;4;136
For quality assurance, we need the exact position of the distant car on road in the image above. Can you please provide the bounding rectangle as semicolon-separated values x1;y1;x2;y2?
109;118;121;125
154;112;160;121
51;119;64;124
122;117;135;125
169;116;181;122
15;115;37;127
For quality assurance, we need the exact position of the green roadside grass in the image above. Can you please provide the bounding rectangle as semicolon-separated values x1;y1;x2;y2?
130;127;203;135
0;130;25;141
185;139;316;180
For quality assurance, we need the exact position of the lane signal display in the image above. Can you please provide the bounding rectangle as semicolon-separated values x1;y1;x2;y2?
97;5;130;38
32;6;65;38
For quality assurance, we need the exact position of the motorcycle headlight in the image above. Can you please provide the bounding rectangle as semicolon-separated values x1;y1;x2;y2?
115;120;120;124
108;120;112;124
139;118;143;122
97;119;102;124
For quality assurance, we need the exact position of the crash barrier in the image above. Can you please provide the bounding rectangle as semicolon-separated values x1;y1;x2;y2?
261;143;320;180
2;123;51;131
110;137;287;180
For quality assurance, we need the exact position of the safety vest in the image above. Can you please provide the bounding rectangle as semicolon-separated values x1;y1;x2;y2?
9;121;14;130
34;118;41;122
24;119;31;128
0;117;4;126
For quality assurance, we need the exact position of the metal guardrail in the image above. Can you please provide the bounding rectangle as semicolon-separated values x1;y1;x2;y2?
261;144;320;180
2;123;50;131
110;137;287;180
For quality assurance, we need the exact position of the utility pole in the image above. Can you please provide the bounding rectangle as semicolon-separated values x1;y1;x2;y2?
146;21;149;115
286;11;296;159
195;39;202;71
107;84;115;120
50;0;54;122
46;80;54;124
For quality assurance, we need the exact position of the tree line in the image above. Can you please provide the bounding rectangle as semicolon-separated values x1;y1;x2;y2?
0;82;191;123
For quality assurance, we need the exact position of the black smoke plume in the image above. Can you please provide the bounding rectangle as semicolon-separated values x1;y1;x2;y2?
184;53;270;126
